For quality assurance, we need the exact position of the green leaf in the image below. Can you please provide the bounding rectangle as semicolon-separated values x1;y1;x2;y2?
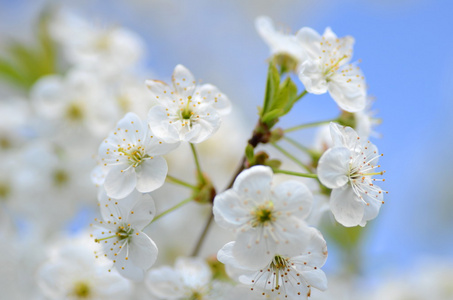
0;10;57;90
261;61;280;117
281;78;298;114
0;58;28;87
245;144;255;163
262;108;283;124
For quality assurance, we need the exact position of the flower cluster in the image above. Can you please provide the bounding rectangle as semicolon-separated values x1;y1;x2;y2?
0;9;389;300
92;64;231;279
214;166;328;298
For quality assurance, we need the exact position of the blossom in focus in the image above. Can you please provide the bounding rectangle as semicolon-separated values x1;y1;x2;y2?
297;27;366;112
147;64;231;144
92;190;158;280
98;112;179;199
38;236;131;299
317;123;385;227
213;165;313;268
218;228;328;299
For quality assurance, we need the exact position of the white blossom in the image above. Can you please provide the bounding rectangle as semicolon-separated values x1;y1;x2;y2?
218;228;328;299
297;27;366;112
213;165;313;269
92;190;158;281
31;69;118;137
98;112;178;199
38;235;131;299
317;123;386;227
147;64;231;144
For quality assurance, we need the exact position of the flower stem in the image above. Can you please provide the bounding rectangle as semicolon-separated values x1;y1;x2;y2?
273;169;318;178
191;213;214;257
166;175;198;190
271;143;311;173
190;143;206;185
283;136;320;158
284;118;338;133
294;89;307;102
146;196;193;227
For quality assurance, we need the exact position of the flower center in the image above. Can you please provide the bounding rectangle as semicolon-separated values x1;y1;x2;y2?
72;281;91;299
251;202;275;227
118;146;149;167
0;137;11;150
66;102;84;121
189;291;204;300
53;169;70;187
95;224;134;243
116;225;134;241
181;107;192;120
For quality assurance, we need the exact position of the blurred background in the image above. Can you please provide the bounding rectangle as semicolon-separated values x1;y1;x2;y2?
0;0;452;299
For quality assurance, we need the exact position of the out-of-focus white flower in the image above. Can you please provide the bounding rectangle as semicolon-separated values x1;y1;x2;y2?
213;165;313;269
353;97;381;140
50;10;144;74
31;69;118;137
93;190;158;281
147;64;231;144
0;97;30;152
298;27;366;112
317;123;385;227
98;112;178;199
145;257;215;299
255;16;307;69
218;228;328;299
38;235;132;299
9;140;96;235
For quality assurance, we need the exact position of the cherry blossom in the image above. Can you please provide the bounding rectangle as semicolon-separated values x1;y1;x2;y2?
147;64;231;144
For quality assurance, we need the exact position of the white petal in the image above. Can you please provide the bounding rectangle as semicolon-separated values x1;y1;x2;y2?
175;257;212;288
172;64;196;98
233;230;276;269
184;110;220;143
195;84;231;115
317;147;350;189
328;65;366;112
255;16;306;62
115;112;146;145
126;193;156;228
115;256;146;281
104;164;137;199
295;27;322;58
129;232;158;270
217;242;243;269
289;227;328;267
330;185;364;227
298;59;328;94
213;189;249;230
147;105;181;143
271;180;313;220
146;266;185;298
323;27;338;40
301;269;328;291
329;122;360;151
232;166;273;203
144;134;180;156
135;157;168;193
145;79;173;105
